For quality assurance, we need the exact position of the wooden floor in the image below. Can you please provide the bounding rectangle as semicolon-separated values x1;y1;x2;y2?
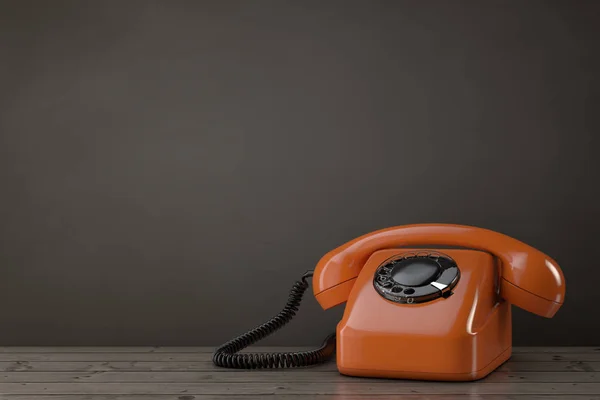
0;347;598;399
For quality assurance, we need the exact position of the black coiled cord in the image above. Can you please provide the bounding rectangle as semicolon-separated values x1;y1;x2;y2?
212;271;336;369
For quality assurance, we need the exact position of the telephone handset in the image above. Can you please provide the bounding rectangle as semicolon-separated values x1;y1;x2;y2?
213;224;565;381
314;223;565;316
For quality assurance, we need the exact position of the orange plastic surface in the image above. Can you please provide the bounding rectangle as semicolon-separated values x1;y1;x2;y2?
335;249;512;381
312;224;565;317
315;279;356;310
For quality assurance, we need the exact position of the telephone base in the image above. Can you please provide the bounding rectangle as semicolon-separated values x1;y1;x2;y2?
334;248;513;381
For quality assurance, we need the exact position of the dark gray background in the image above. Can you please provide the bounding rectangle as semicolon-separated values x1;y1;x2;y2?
1;0;598;346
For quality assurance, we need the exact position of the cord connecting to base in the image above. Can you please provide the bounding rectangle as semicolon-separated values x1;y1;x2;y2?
212;271;336;369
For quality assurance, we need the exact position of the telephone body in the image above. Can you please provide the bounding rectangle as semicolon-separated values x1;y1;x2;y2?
214;224;565;381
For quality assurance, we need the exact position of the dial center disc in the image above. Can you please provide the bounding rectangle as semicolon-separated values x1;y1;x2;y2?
390;258;441;287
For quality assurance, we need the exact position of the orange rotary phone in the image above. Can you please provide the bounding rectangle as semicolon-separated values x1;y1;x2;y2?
213;224;565;381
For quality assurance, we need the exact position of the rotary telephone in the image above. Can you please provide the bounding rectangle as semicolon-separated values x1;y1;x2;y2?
213;224;565;381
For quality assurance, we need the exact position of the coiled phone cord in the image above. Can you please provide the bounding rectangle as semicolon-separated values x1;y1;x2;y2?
212;271;336;369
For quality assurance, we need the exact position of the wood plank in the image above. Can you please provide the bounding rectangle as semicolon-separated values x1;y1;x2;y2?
0;348;595;398
0;354;255;362
0;348;161;353
0;360;597;372
0;396;598;400
0;371;597;383
0;352;598;362
0;361;331;372
0;346;597;353
1;382;600;395
513;347;600;353
0;347;304;354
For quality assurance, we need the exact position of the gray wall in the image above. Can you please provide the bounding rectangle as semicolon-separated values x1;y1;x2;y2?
0;0;598;346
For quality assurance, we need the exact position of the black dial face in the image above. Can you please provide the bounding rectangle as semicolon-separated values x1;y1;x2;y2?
373;251;460;304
